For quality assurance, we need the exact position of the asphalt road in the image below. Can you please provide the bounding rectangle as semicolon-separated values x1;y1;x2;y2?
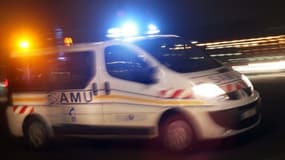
1;75;285;160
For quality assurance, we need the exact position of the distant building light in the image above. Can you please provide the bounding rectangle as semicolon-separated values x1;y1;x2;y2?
57;56;66;61
210;52;243;57
191;41;198;44
232;60;285;74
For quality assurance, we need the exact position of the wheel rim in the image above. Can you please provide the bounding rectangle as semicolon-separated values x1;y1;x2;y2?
164;120;193;151
28;122;47;148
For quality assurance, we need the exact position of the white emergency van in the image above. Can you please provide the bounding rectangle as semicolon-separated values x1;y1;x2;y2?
6;35;261;152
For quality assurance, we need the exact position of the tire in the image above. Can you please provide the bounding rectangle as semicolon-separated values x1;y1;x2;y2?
23;118;50;150
159;114;195;152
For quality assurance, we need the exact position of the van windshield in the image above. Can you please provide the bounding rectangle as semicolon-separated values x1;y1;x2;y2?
134;37;222;73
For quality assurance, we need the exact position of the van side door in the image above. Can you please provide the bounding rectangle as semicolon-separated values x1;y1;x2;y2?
46;50;102;134
100;44;163;135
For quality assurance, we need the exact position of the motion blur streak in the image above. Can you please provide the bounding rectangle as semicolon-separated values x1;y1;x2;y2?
232;60;285;74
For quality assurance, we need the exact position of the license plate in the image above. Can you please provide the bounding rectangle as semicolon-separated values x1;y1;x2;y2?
241;108;257;120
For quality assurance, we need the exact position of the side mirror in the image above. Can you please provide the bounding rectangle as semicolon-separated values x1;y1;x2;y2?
145;66;159;84
133;66;158;85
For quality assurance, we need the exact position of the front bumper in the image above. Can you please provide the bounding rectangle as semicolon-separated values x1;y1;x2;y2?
209;99;261;130
185;91;261;140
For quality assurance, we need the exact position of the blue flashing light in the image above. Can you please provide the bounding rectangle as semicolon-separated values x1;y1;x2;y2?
121;22;139;37
146;24;160;34
107;21;139;38
106;22;160;38
107;27;122;38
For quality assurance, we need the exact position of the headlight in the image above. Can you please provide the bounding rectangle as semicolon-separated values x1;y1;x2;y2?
241;74;254;91
193;83;226;99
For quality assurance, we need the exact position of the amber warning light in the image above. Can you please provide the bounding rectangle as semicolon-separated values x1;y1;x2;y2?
18;40;30;49
64;37;73;46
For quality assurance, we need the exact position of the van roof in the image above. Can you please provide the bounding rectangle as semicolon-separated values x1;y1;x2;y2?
10;34;179;58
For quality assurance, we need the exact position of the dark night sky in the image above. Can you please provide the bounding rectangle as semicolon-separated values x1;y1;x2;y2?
1;0;285;50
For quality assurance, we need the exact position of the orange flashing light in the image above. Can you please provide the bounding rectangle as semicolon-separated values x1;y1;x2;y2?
18;40;30;49
64;37;73;46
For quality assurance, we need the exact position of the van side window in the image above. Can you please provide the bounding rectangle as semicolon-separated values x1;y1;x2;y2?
104;45;156;84
10;51;94;91
49;51;94;90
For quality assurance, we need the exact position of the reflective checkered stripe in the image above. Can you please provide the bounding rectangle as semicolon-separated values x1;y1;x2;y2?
12;93;48;106
220;81;247;93
12;106;34;115
159;89;193;99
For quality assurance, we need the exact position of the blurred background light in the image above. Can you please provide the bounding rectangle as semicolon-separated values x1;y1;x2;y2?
232;60;285;74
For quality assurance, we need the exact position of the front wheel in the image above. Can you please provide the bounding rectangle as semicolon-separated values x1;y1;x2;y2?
23;118;50;150
159;115;195;152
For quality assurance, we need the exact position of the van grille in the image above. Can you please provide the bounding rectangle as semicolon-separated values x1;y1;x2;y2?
209;99;260;130
227;87;253;100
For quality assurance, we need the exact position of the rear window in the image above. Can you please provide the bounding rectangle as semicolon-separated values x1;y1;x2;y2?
9;51;94;91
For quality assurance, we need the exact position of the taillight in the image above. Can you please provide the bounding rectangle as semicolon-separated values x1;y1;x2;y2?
3;79;8;88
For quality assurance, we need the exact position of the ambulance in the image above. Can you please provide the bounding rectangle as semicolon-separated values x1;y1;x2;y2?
6;34;261;152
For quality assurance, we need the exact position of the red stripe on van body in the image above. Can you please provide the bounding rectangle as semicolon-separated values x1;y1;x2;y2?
171;89;183;98
29;108;34;114
19;106;28;114
13;106;18;112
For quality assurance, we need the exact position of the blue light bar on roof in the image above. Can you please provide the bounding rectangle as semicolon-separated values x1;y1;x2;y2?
146;24;160;35
106;22;160;38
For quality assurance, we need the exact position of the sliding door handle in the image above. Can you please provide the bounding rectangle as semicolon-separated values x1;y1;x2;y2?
92;83;98;95
104;82;111;95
